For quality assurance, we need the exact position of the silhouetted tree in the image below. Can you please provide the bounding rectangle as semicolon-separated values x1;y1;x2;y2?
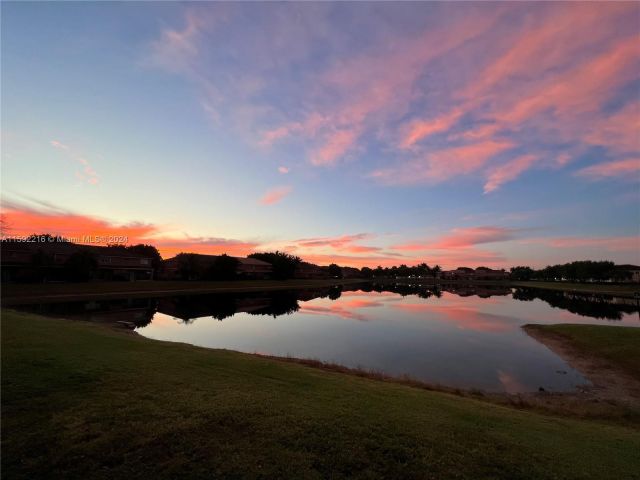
248;251;301;280
328;285;343;300
510;266;535;281
328;263;342;278
360;267;374;278
205;254;239;281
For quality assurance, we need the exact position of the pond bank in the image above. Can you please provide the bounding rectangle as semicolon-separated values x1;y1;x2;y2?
2;309;639;479
523;324;640;408
3;278;639;305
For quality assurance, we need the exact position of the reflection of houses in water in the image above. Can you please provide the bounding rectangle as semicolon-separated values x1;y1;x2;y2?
13;282;639;329
442;285;512;298
21;297;157;328
157;291;301;323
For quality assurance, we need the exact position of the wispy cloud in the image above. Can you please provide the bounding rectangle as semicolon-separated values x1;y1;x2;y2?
484;154;538;193
50;140;69;150
575;158;640;180
392;226;520;251
526;236;639;252
49;139;99;185
371;140;514;185
145;3;637;192
259;185;292;205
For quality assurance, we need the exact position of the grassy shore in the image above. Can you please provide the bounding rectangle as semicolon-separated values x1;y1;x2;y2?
524;324;640;382
510;281;640;297
2;310;639;479
1;278;366;305
2;278;638;305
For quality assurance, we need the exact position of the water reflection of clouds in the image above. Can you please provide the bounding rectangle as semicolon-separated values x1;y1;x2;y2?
497;370;528;394
340;299;384;309
299;304;369;322
393;303;514;333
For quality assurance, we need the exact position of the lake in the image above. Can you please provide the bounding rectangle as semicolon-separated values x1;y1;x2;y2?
16;283;639;393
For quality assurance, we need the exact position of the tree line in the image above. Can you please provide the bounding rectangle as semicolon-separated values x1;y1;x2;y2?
510;261;633;282
3;234;635;283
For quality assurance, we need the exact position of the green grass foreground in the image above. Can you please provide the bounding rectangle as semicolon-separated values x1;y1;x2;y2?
526;324;640;382
2;310;640;479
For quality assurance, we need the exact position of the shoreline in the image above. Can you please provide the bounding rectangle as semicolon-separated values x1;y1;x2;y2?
46;311;640;422
4;310;639;478
523;324;640;408
0;278;366;305
2;278;638;305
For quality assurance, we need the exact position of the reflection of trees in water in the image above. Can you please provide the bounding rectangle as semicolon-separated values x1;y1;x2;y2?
512;288;638;320
160;291;302;323
20;282;637;327
159;294;238;323
17;297;158;327
248;291;300;317
328;285;342;300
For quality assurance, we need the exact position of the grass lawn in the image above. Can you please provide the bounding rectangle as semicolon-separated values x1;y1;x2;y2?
2;310;640;479
526;324;640;382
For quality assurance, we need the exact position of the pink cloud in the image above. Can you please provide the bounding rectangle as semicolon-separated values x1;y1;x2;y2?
529;236;639;252
394;304;513;333
575;158;640;180
584;101;640;154
259;124;301;147
310;129;358;166
372;140;514;185
384;4;638;190
278;166;290;174
393;226;518;251
296;233;371;249
299;303;368;322
400;109;463;149
259;185;292;205
494;35;639;127
49;140;99;185
50;140;69;150
483;154;538;193
1;199;260;259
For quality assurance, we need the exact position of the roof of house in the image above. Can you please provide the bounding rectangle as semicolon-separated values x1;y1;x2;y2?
0;240;150;259
163;254;271;267
237;257;272;267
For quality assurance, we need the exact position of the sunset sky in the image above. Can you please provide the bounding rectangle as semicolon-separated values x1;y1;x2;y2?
2;2;639;268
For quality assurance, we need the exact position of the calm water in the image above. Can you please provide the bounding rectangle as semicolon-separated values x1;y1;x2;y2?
17;283;639;393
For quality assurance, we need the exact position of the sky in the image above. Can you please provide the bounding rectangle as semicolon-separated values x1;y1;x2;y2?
1;2;639;269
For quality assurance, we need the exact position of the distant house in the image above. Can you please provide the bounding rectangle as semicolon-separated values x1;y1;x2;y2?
611;265;640;283
442;267;475;280
161;254;272;280
294;262;330;279
473;267;509;280
236;257;273;278
341;266;362;279
442;267;508;281
0;241;153;282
